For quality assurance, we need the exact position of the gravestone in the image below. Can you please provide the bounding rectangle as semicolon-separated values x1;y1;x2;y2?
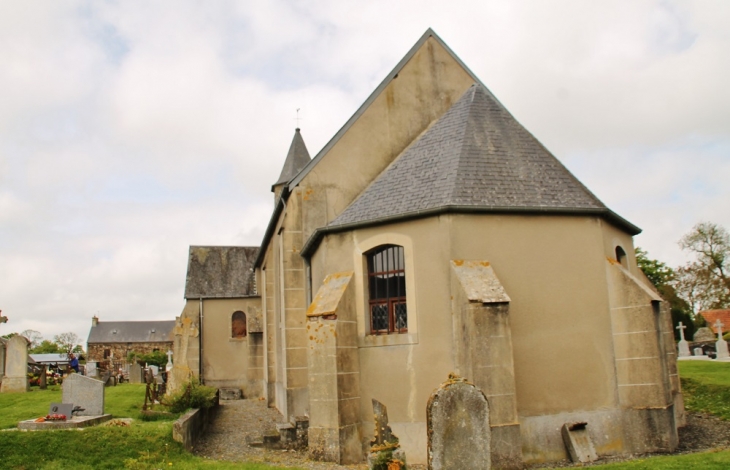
427;374;491;470
49;403;74;419
129;363;143;384
367;399;406;469
0;336;30;393
694;347;704;356
167;316;199;395
166;350;173;372
714;320;729;359
85;361;97;378
100;369;113;387
561;422;597;463
676;322;691;357
149;365;159;376
693;327;715;343
62;373;104;416
0;339;6;380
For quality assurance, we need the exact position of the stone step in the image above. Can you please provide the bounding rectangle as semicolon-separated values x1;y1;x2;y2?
277;422;296;443
262;429;282;448
218;388;242;400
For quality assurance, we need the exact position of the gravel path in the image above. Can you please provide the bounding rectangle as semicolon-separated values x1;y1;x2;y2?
195;399;730;469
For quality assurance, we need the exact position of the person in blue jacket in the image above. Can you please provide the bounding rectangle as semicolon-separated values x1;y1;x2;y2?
68;353;79;373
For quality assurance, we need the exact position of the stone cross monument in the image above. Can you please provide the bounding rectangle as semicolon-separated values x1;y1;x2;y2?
166;350;173;372
166;316;199;395
715;319;729;359
676;322;691;357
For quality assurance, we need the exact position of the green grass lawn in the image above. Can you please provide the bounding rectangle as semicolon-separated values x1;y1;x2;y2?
3;364;730;469
0;383;301;469
679;361;730;420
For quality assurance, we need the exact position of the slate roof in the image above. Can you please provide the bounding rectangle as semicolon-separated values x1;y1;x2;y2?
185;246;259;299
87;320;175;344
273;128;311;187
330;85;635;232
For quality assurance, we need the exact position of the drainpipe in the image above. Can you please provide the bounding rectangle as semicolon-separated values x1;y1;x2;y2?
199;297;204;385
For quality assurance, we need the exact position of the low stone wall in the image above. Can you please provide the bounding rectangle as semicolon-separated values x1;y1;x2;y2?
172;398;220;451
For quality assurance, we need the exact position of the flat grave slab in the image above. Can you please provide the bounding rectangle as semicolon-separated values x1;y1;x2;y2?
18;414;112;431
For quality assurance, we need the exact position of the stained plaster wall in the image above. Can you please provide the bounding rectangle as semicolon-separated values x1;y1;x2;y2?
298;35;476;244
200;297;263;397
260;35;478;422
308;213;678;465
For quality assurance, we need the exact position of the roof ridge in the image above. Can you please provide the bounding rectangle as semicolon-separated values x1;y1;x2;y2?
437;83;479;204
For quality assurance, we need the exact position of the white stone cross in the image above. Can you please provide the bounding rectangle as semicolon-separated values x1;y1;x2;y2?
676;321;687;341
166;350;173;372
715;319;725;340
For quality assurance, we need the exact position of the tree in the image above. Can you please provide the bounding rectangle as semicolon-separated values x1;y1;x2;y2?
53;332;81;356
636;247;694;339
31;340;63;354
20;329;43;349
676;222;730;312
636;247;675;290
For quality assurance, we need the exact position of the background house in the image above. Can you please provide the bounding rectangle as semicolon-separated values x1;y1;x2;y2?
86;316;174;367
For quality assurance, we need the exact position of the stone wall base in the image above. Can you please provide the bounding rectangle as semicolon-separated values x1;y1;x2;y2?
491;423;523;469
0;376;29;393
520;406;677;465
622;406;677;454
308;424;361;464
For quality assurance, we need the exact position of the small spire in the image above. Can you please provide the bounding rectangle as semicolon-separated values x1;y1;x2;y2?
273;128;311;189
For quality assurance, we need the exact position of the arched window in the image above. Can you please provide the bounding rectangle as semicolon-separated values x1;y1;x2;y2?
615;246;628;268
232;311;247;338
366;245;407;334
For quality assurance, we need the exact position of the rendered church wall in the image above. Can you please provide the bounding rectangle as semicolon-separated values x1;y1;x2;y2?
298;36;476;243
200;297;262;398
309;212;678;464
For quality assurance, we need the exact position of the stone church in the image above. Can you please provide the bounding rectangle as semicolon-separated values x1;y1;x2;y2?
171;29;683;467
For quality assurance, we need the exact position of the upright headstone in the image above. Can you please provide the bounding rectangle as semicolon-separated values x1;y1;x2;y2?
100;369;113;387
62;374;105;416
149;365;159;377
367;399;406;469
0;336;30;393
715;320;729;359
427;375;491;470
676;322;691;357
0;339;6;380
166;350;173;372
129;363;143;384
85;361;97;378
694;347;704;356
167;316;199;395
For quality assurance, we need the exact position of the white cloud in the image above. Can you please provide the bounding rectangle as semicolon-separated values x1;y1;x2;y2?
1;0;728;343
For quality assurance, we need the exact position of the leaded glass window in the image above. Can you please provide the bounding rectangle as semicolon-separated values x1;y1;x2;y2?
367;245;407;334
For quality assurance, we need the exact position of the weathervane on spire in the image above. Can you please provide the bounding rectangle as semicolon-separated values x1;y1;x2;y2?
295;108;302;129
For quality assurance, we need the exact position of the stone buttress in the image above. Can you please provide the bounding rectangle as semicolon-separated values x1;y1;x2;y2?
450;260;522;469
306;272;362;464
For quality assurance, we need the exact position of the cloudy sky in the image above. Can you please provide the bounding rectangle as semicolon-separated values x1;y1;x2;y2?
1;0;728;346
